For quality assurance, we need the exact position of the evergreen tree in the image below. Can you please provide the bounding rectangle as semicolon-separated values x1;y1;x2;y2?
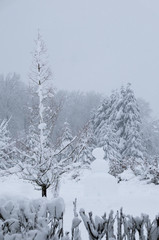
0;119;15;172
92;83;145;176
92;91;123;176
115;86;125;141
77;132;95;168
60;121;74;150
92;97;111;143
121;83;145;173
108;90;120;127
101;124;123;176
56;121;74;162
71;124;95;180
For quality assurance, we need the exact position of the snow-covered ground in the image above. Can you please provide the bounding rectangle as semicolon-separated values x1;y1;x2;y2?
0;148;159;239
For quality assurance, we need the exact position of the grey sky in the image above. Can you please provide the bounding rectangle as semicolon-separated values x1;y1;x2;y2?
0;0;159;116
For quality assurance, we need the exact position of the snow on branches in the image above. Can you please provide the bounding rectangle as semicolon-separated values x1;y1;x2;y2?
17;33;77;197
92;84;146;176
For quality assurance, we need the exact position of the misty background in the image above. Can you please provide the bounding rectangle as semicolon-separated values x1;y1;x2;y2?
0;0;159;117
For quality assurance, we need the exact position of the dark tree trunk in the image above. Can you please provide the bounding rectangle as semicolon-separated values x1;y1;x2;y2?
42;185;47;197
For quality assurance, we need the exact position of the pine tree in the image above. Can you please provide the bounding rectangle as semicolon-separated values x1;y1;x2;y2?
71;124;95;180
54;121;77;187
121;83;145;173
91;84;145;176
115;86;125;141
108;90;120;127
101;124;123;176
57;121;74;159
92;91;123;176
92;97;111;144
79;123;95;165
0;119;15;172
77;133;95;168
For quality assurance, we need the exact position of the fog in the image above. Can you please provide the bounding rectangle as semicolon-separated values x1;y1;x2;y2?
0;0;159;116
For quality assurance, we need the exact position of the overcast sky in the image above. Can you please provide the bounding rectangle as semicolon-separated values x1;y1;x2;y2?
0;0;159;116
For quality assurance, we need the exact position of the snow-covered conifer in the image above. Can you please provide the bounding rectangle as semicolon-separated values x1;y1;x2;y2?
92;84;146;175
57;121;74;161
101;124;123;176
121;83;145;173
76;125;95;169
92;97;111;144
115;86;125;140
92;91;123;176
0;119;15;172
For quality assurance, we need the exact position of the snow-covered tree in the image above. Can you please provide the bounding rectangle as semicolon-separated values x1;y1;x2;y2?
76;124;95;168
120;84;145;173
62;121;74;144
92;90;119;147
18;33;75;197
76;134;94;169
0;119;15;172
56;121;74;161
92;97;110;141
92;84;146;176
115;86;126;142
101;124;123;176
92;91;123;175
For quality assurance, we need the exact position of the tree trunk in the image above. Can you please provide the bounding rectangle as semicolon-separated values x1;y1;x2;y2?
42;185;47;197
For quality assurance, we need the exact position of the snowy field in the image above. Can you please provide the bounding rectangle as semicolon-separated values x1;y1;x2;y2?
0;148;159;239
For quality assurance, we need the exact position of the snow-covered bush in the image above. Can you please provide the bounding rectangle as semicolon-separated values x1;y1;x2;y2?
71;199;81;240
80;208;159;240
141;156;159;184
79;208;115;240
1;197;159;240
144;165;159;185
0;197;65;240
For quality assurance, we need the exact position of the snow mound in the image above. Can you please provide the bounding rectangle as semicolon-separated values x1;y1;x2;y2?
119;168;136;181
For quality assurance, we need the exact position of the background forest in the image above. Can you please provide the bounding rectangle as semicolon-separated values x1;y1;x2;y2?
0;66;159;185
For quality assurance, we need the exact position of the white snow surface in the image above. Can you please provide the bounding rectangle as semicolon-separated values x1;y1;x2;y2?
0;148;159;239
